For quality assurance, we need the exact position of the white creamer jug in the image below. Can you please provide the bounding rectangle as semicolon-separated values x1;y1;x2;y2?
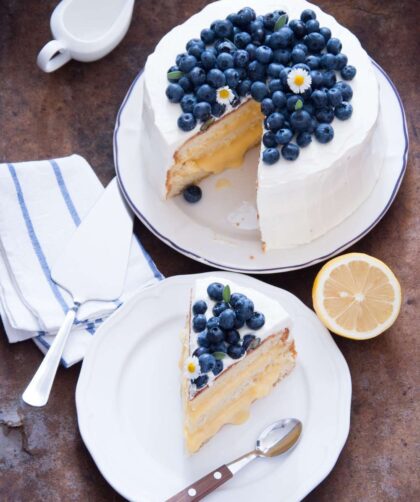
37;0;135;72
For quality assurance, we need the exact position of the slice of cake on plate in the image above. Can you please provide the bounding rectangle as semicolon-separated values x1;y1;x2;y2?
181;277;296;453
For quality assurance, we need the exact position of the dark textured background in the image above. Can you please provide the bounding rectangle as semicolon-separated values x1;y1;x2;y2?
0;1;419;500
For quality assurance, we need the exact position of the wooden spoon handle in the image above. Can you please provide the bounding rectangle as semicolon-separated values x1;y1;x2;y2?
166;464;233;502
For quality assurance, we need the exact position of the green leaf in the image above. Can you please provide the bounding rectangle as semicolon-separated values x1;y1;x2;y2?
167;70;184;80
295;99;303;111
200;117;215;132
213;352;226;360
223;284;231;303
274;14;288;31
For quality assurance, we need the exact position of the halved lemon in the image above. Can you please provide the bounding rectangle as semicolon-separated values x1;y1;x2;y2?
313;253;402;340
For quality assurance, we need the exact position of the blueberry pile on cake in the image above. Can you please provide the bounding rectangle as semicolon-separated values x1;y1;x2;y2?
144;0;380;249
180;277;295;453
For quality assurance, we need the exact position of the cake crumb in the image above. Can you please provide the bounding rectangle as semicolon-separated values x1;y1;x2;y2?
250;255;255;260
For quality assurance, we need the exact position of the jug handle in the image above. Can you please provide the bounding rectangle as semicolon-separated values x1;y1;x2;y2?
37;40;71;73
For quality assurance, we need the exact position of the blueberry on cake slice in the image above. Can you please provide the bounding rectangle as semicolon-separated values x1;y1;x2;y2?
181;277;296;453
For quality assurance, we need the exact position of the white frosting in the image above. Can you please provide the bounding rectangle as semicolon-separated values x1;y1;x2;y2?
143;0;380;248
188;276;291;398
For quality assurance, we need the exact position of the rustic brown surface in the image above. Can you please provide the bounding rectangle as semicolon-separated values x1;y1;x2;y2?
0;0;419;500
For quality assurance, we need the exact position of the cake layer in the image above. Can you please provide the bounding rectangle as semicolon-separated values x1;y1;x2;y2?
144;0;380;249
182;331;296;453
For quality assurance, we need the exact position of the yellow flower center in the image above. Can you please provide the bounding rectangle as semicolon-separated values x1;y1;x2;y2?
294;75;305;86
219;88;230;99
187;362;196;373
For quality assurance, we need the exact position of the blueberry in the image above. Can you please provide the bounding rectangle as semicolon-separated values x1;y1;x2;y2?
315;123;334;143
237;79;252;96
309;117;319;133
303;101;315;115
196;84;216;103
216;39;236;54
271;91;287;110
305;19;320;33
243;334;261;351
166;83;184;103
183;184;202;203
200;28;215;44
275;128;293;144
193;300;207;315
341;65;357;80
335;53;348;71
225;329;240;345
310;70;324;88
207;282;224;301
193;102;211;122
274;27;294;49
301;9;316;22
327;87;343;107
234;31;252;48
219;309;236;329
305;32;326;52
289;19;307;38
290;110;312;132
250;19;264;33
177;113;196;132
250;81;268;102
273;49;291;65
268;79;284;93
222;68;238;88
211;341;228;354
287;95;302;112
178;54;197;73
262;147;280;165
279;66;292;86
193;374;208;389
267;63;284;78
188;44;204;59
176;52;186;66
292;62;311;73
234;297;254;320
217;53;234;71
193;346;209;358
206;316;219;330
254;45;272;64
213;19;233;39
186;38;204;51
237;6;256;25
306;55;320;70
297;131;312;147
267;112;286;131
334;81;353;101
189;66;206;86
178;76;193;92
245;43;257;61
323;70;337;88
283;142;301;160
227;344;245;359
261;98;275;116
193;314;207;332
311;89;328;108
207;68;226;88
319;26;332;42
167;65;181;83
201;50;217;70
207;326;224;344
263;10;288;30
211;102;226;117
233;50;249;68
327;37;342;55
335;102;353;120
212;359;224;376
197;331;210;348
213;300;229;317
315;107;335;123
234;316;245;329
180;94;197;114
198;353;216;373
248;61;266;83
320;53;336;70
230;292;246;307
291;47;306;64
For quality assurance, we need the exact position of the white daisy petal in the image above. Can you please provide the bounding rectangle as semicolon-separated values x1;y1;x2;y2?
287;68;312;94
216;86;234;105
184;355;201;379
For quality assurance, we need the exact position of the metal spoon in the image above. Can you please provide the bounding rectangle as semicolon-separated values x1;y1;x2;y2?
167;418;302;502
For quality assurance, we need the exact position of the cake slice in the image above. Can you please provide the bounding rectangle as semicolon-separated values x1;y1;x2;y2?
181;277;296;453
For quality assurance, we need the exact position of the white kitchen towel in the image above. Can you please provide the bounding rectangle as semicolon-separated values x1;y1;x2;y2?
0;155;163;366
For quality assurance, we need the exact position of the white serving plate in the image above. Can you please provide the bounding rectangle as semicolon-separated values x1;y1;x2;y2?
114;61;408;273
76;272;351;501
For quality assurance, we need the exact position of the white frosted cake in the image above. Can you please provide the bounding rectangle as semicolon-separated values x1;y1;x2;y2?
181;277;295;453
143;0;380;249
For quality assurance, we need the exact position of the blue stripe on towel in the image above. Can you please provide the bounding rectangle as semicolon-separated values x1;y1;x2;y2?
8;163;70;314
36;332;69;368
134;234;164;280
50;159;81;226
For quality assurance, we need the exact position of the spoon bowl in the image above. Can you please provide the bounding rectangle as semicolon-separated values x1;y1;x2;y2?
257;418;303;457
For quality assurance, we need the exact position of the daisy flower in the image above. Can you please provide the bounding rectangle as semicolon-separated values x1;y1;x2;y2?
287;68;312;94
216;86;235;105
184;356;201;380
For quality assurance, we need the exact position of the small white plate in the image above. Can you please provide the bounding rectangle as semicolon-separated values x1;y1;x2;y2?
114;61;408;273
76;272;351;502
